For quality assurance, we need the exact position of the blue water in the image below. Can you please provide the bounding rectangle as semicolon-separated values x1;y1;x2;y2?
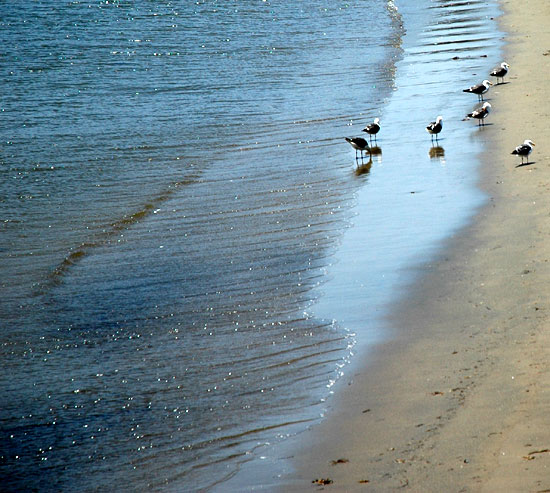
0;0;503;491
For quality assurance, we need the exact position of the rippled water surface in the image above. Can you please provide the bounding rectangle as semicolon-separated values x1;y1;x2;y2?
1;1;402;491
0;0;503;491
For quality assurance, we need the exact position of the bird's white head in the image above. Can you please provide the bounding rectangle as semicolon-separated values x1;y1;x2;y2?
374;117;380;124
524;139;536;146
436;116;443;123
502;62;510;69
483;79;493;86
483;102;491;109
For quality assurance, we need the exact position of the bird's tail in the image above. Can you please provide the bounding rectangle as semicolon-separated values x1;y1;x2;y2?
463;89;471;93
511;150;518;155
345;137;352;144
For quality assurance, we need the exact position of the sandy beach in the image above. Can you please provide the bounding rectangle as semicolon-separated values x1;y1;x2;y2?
282;0;550;491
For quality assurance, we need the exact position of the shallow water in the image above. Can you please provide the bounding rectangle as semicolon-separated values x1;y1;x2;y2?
314;0;505;348
0;0;503;491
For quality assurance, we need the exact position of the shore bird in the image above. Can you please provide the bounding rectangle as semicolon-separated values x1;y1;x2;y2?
490;62;510;84
511;139;535;165
345;137;371;159
465;102;491;125
463;79;493;101
426;116;443;142
362;118;380;142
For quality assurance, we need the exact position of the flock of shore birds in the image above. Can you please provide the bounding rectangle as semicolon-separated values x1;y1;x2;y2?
346;61;536;166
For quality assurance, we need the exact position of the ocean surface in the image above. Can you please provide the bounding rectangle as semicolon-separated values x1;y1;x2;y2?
0;0;502;491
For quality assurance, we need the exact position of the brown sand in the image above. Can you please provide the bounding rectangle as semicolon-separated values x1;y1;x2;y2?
284;0;550;491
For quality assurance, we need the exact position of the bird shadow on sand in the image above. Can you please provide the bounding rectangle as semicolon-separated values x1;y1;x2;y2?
515;160;536;168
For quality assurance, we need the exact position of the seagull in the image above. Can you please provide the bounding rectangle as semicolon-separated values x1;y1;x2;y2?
426;116;443;142
511;139;535;165
490;62;510;84
345;137;371;159
463;80;493;101
362;118;380;142
465;102;491;125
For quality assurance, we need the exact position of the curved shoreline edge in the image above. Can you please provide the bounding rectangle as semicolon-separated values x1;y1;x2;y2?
280;0;550;490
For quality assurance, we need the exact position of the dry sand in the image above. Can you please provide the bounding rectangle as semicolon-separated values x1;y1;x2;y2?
283;0;550;491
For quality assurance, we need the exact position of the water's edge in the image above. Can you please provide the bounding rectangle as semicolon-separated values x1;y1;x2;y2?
216;0;505;489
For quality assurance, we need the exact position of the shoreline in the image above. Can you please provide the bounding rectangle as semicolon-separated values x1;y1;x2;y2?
278;0;550;490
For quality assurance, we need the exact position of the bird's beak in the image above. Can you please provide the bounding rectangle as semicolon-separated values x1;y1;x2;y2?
532;142;536;146
488;81;493;85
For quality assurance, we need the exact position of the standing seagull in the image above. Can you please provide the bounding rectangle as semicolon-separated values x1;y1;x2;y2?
512;139;535;165
426;116;443;142
362;118;380;142
490;62;510;84
345;137;371;159
463;80;493;101
465;102;491;126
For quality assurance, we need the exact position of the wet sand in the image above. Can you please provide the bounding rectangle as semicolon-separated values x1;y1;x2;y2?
284;0;550;490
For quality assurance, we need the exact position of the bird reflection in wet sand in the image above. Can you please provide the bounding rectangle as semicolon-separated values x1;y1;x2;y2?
369;145;382;163
355;157;372;176
369;146;382;156
429;145;445;160
354;146;381;176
